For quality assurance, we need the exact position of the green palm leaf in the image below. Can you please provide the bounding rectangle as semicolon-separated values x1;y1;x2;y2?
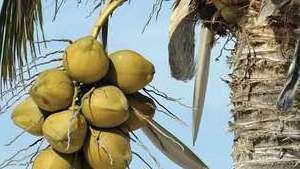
0;0;44;88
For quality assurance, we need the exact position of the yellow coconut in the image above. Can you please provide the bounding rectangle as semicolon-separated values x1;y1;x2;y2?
63;36;109;84
42;110;87;154
81;86;129;128
11;96;45;136
32;147;82;169
30;69;74;112
108;50;155;94
123;92;156;131
83;128;132;169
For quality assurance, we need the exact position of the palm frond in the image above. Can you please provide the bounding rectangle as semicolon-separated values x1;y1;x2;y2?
168;0;198;81
168;0;217;81
0;0;44;88
142;119;209;169
192;27;214;145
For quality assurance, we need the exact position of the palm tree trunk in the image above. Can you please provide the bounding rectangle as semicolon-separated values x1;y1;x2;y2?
230;0;300;168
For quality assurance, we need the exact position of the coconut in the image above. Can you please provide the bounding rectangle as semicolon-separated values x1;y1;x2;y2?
81;86;129;128
107;50;155;94
63;36;109;84
30;69;74;112
42;110;87;154
83;128;132;169
123;92;156;131
11;96;45;136
32;147;82;169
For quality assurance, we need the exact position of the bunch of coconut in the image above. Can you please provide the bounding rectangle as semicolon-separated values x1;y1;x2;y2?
11;36;156;169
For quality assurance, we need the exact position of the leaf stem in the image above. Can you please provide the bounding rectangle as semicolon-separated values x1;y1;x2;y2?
91;0;126;39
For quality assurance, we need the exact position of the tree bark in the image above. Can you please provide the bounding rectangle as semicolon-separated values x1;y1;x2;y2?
230;0;300;168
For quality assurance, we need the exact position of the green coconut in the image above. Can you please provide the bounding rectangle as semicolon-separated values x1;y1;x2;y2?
32;147;82;169
81;86;129;128
11;96;45;136
123;92;156;131
107;50;155;94
83;128;132;169
63;36;109;84
30;69;74;112
43;110;87;154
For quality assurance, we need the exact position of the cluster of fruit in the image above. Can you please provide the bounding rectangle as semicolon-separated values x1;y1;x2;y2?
11;36;156;169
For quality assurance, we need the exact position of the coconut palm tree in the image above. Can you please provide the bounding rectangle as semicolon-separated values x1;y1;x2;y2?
2;0;299;169
169;0;300;168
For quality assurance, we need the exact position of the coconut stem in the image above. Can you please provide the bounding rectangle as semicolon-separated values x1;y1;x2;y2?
80;87;95;103
71;85;78;110
91;0;126;39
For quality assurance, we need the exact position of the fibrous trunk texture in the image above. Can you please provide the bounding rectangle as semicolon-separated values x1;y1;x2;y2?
230;0;300;169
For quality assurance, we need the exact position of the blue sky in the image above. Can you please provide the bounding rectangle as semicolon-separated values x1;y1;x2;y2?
0;1;233;169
